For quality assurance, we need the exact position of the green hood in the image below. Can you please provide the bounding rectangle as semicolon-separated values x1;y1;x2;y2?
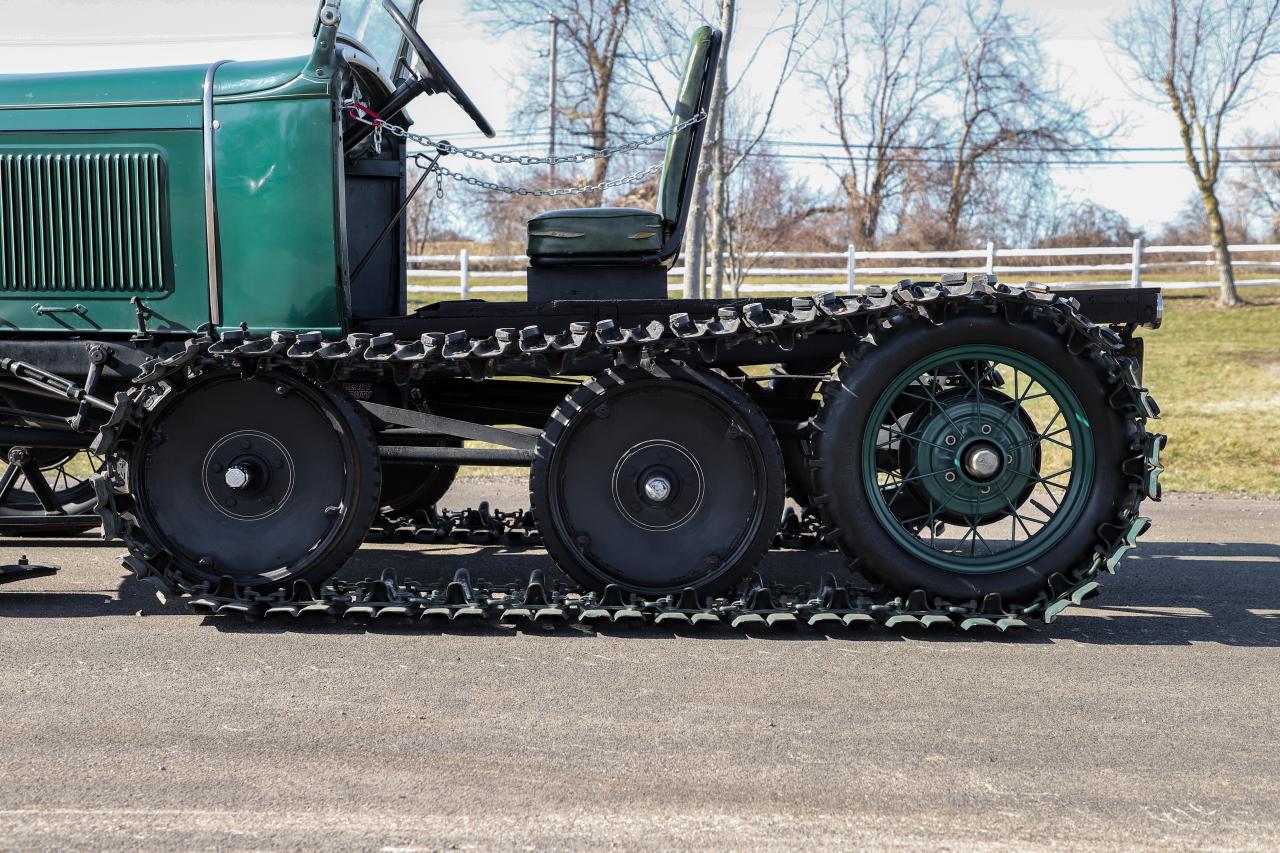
0;56;321;131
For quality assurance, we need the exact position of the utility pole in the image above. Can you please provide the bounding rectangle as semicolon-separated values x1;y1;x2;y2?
548;16;560;183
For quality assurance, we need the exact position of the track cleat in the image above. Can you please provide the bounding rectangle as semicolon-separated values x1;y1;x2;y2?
211;579;263;620
653;587;719;626
344;570;393;619
801;573;874;628
579;584;644;625
422;569;487;621
957;593;1027;632
263;580;320;619
501;570;565;623
730;574;796;629
877;589;953;630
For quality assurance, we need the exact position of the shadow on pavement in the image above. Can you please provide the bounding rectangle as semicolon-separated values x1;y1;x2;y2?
1;538;1276;647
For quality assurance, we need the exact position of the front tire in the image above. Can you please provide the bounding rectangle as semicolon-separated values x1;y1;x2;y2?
811;307;1132;605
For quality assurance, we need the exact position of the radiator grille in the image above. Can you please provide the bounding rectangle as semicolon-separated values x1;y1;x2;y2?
0;150;168;293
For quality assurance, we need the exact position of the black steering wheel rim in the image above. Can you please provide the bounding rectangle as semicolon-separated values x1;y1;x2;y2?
381;0;495;138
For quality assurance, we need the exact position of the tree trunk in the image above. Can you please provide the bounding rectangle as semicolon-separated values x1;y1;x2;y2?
682;165;709;298
708;0;735;299
1202;185;1242;307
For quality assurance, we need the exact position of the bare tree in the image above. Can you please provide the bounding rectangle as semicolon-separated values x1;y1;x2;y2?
721;141;823;295
470;0;652;196
940;1;1105;249
1113;0;1280;307
807;0;953;247
1229;131;1280;240
640;0;817;296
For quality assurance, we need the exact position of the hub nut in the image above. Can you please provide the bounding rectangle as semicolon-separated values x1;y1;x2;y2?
643;475;673;503
963;445;1002;480
223;465;252;490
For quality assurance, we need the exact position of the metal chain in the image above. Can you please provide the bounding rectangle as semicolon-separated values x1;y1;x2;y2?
432;162;662;198
348;103;706;165
348;103;703;196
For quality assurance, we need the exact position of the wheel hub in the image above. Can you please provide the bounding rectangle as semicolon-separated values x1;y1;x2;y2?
611;440;703;531
202;431;294;520
906;391;1039;524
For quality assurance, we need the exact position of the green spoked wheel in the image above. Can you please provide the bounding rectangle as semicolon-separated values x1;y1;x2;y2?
864;346;1093;574
811;308;1132;605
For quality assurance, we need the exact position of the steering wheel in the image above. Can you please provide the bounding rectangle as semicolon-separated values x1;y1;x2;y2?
381;0;495;138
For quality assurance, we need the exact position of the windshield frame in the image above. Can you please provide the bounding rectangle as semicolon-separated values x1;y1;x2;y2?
318;0;423;84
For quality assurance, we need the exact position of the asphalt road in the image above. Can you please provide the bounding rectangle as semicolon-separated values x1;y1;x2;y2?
0;480;1277;852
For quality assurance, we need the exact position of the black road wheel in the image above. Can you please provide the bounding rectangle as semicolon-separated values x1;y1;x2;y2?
530;363;785;597
811;308;1132;605
128;369;380;591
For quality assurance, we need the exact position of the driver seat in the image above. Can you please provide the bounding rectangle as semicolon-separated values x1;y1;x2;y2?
525;27;722;301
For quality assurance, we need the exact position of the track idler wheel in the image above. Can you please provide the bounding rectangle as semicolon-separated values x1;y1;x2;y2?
127;369;381;591
530;363;785;598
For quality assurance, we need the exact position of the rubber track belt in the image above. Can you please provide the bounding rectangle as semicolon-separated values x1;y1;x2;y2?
91;276;1165;630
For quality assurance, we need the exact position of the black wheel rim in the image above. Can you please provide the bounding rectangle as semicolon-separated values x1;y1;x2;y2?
546;379;770;594
131;372;363;584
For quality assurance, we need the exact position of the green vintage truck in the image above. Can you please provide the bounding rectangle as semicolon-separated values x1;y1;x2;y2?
0;0;1165;627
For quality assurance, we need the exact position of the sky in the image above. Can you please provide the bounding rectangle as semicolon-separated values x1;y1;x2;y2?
4;0;1280;237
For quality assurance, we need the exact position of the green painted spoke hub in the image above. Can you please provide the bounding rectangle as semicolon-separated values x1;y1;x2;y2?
865;346;1095;574
909;393;1038;524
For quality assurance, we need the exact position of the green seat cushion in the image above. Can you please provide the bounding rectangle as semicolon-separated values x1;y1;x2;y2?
527;207;664;258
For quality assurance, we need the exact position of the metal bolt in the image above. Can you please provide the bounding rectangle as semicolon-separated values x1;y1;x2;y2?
594;404;610;419
574;534;590;549
980;486;992;494
944;472;957;482
198;557;213;569
275;384;290;397
981;424;993;435
223;466;251;490
944;435;957;446
643;475;673;503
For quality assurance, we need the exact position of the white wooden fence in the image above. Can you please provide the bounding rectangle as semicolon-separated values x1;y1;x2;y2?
406;241;1280;298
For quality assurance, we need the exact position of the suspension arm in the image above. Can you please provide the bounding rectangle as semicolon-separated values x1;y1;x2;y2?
0;359;114;416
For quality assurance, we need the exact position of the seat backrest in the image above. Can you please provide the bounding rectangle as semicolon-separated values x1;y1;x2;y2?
655;27;721;231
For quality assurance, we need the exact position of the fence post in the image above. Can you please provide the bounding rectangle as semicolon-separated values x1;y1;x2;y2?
985;240;996;276
846;242;857;294
1130;237;1144;288
459;248;470;300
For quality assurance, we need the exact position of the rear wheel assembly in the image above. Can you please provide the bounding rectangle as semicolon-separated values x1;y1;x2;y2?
127;369;381;591
531;363;784;597
810;308;1130;605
